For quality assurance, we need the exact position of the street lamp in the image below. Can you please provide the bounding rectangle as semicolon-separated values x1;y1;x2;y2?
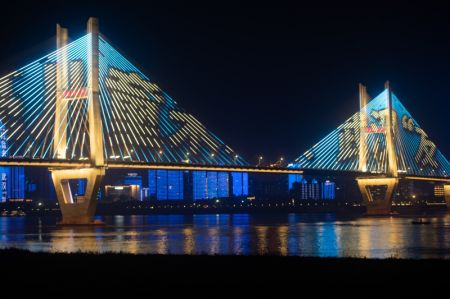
158;150;163;162
257;156;263;167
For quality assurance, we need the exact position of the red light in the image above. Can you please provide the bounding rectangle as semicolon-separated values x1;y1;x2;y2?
364;127;385;133
63;88;88;99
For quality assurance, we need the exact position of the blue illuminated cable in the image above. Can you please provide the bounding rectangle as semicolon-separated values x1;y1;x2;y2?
100;42;160;161
99;42;177;162
98;56;125;160
52;36;90;158
3;36;87;143
56;66;89;158
41;38;91;158
100;37;241;166
10;38;88;157
98;59;126;160
59;47;91;157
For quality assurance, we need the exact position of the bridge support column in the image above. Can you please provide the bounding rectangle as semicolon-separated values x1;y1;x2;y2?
55;24;69;159
357;177;398;215
50;17;106;225
51;167;105;224
445;185;450;208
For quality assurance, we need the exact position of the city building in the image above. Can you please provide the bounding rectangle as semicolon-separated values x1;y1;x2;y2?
104;185;140;201
0;167;25;202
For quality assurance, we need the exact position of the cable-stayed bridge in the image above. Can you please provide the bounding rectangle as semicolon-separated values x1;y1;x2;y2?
0;22;265;169
0;18;301;223
0;18;448;222
289;83;450;214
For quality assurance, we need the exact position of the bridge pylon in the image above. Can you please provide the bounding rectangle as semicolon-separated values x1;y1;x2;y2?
357;177;398;215
357;82;398;215
51;17;105;225
445;185;450;207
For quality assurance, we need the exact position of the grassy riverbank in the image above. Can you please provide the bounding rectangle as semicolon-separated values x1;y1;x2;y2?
1;248;448;294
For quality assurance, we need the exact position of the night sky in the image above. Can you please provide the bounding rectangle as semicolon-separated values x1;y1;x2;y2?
0;1;449;165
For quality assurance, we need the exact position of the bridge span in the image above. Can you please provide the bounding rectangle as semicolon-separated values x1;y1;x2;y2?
0;18;449;223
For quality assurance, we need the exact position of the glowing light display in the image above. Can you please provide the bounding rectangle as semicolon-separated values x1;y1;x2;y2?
291;89;450;177
217;172;229;198
231;172;249;196
193;171;207;200
322;180;335;200
148;169;184;200
77;179;86;196
98;37;246;166
288;174;303;190
0;34;247;167
0;34;91;160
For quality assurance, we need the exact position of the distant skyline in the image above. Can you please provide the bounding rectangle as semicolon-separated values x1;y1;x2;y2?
0;1;449;164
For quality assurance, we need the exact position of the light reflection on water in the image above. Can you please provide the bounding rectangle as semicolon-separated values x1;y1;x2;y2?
1;213;450;258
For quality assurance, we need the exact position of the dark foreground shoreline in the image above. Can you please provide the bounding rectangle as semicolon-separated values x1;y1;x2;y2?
2;249;449;294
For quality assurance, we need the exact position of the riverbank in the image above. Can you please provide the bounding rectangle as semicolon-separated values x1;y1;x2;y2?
1;248;448;294
5;201;448;216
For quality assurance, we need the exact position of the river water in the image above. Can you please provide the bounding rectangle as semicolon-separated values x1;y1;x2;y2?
1;213;450;258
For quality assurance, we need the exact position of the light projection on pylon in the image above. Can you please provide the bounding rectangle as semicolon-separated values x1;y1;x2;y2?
291;89;450;177
0;34;247;166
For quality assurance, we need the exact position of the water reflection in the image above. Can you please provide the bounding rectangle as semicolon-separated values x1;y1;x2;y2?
1;213;450;258
183;227;194;255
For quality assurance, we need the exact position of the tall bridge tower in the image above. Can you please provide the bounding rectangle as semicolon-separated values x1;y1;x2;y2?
292;82;450;214
50;18;105;224
356;82;399;215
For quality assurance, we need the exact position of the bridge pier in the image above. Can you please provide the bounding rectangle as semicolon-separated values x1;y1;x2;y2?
50;17;106;225
445;185;450;208
51;168;105;224
357;177;398;215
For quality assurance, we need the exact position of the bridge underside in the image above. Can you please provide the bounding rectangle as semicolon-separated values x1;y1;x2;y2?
445;185;450;207
51;167;105;224
357;177;398;215
23;160;301;224
2;160;450;222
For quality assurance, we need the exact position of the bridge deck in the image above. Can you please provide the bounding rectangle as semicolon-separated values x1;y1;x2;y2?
0;159;303;174
1;159;449;182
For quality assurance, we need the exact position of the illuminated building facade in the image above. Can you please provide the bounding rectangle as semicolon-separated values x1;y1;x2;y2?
322;180;336;200
392;179;442;205
0;166;25;202
434;185;445;197
148;170;184;200
288;174;335;200
231;172;249;197
192;171;207;200
147;170;247;201
0;122;25;202
105;185;140;201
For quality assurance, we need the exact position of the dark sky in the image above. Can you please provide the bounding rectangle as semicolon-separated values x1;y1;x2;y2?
0;0;449;165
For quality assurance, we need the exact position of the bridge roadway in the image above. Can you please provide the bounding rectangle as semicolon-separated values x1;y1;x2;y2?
0;158;304;174
2;158;450;183
1;157;449;224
